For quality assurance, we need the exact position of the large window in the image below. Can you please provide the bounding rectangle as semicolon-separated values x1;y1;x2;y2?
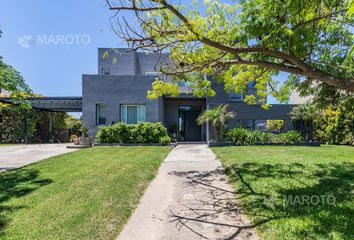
120;105;146;124
236;119;285;131
144;71;166;81
229;90;243;101
96;104;107;125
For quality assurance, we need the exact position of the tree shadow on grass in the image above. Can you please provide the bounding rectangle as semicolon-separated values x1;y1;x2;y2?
0;168;53;233
225;161;354;239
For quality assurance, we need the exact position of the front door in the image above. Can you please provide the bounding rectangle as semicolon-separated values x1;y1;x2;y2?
178;105;201;141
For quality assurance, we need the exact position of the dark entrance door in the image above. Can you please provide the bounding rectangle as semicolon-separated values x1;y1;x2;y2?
178;106;201;141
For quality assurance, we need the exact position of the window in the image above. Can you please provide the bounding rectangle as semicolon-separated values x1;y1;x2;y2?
236;120;255;129
178;81;190;87
236;119;285;131
120;105;146;124
229;91;243;101
102;68;110;75
255;119;285;131
144;71;160;76
145;72;166;81
266;120;285;131
248;81;256;87
96;104;107;125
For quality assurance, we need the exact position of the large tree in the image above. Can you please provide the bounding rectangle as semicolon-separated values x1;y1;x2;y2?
106;0;354;106
0;29;31;96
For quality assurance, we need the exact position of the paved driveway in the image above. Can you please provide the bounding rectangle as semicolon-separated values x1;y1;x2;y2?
117;144;258;240
0;144;77;172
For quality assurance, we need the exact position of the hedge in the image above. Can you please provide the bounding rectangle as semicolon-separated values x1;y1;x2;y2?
226;128;302;145
96;122;171;145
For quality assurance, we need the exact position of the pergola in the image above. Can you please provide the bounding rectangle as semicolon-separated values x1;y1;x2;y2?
0;97;82;143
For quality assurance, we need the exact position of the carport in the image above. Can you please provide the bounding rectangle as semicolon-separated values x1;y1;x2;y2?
0;97;82;144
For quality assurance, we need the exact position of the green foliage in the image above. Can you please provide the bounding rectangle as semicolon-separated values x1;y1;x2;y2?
0;146;170;239
289;103;317;122
80;126;89;137
158;135;171;145
197;104;235;141
314;108;340;144
213;146;354;240
96;122;170;144
0;105;36;143
116;0;354;106
248;130;275;144
0;29;31;95
314;98;354;145
266;120;284;131
227;127;301;145
226;127;251;145
0;103;74;143
277;130;302;144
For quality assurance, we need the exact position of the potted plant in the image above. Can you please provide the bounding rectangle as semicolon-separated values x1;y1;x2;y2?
78;126;92;146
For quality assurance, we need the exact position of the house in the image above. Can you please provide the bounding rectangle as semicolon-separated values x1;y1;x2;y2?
82;48;295;141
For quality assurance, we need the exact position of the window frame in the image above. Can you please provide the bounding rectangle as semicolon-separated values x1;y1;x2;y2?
229;90;243;101
102;67;110;75
96;103;107;126
144;71;167;81
120;104;146;124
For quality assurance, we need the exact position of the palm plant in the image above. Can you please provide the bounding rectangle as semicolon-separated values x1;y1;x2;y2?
197;104;235;141
289;102;318;140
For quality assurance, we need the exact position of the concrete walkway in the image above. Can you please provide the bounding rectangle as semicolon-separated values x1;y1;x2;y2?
117;144;258;240
0;144;77;172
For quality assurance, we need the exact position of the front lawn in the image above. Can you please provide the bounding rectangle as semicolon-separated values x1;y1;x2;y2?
0;146;170;240
212;145;354;240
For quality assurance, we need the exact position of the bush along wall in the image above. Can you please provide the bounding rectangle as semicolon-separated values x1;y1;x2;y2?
96;122;171;145
226;128;304;146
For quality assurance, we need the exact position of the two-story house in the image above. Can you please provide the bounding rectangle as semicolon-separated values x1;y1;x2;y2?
82;48;294;141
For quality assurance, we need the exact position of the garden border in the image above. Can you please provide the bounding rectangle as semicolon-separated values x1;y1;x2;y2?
94;143;178;147
208;141;321;147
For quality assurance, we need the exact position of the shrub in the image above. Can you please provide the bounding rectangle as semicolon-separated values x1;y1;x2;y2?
96;122;169;144
278;130;302;144
227;128;276;145
226;127;251;145
227;127;301;145
159;136;171;145
80;126;89;137
250;130;275;144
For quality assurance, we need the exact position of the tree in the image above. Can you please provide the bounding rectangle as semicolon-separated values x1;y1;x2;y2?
106;0;354;107
197;104;235;141
0;29;31;95
289;102;318;140
314;97;354;144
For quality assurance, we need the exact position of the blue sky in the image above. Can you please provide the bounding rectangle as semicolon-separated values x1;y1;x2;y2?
0;0;281;103
0;0;124;96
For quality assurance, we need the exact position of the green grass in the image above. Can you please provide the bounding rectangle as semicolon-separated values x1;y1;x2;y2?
212;145;354;240
0;146;170;240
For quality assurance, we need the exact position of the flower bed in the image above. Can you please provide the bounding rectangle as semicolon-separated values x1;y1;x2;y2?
210;128;320;147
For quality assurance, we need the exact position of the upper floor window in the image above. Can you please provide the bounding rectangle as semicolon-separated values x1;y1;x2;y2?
96;104;107;125
102;67;110;75
229;90;243;101
144;71;160;76
120;105;146;124
145;71;166;81
248;81;256;88
178;81;190;87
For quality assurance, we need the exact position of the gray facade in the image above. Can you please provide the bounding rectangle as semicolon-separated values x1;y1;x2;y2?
82;48;295;140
